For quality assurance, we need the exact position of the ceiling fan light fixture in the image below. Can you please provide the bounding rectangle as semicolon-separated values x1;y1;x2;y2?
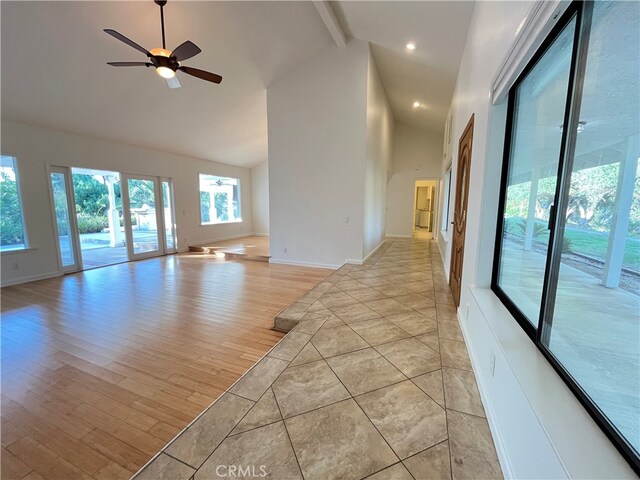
156;66;176;78
150;47;171;58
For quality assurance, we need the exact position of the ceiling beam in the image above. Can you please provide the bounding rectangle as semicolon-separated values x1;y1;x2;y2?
313;1;346;48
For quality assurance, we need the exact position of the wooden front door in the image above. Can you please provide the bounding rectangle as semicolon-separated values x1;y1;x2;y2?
450;114;474;307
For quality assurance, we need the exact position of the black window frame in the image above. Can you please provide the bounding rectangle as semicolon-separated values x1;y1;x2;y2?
491;1;640;474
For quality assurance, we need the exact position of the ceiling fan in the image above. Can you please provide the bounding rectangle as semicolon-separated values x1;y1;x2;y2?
104;0;222;89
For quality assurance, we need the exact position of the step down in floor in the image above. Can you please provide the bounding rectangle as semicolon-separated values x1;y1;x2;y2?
188;245;270;262
273;264;351;332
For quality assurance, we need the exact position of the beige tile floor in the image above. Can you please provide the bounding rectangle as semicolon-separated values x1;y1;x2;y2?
134;239;503;480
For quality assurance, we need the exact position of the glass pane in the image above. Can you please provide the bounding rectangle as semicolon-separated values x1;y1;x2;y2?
162;180;175;251
199;174;241;224
128;178;159;254
50;173;75;267
72;169;128;269
496;16;576;325
548;0;640;454
0;156;27;251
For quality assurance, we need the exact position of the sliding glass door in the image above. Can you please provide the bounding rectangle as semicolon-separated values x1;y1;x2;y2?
49;167;81;272
161;178;177;253
492;0;639;471
122;175;163;259
51;168;177;269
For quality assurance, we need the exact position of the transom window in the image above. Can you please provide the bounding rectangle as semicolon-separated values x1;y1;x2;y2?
199;174;241;225
492;0;639;471
0;155;28;251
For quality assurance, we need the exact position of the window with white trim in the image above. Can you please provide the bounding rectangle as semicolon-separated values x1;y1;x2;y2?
199;174;241;225
0;156;28;251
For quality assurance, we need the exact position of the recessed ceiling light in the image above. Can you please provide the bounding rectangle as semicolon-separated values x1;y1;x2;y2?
413;101;422;108
406;41;417;51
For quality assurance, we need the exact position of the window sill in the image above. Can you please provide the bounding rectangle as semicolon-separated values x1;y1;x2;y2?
200;219;243;226
0;247;36;256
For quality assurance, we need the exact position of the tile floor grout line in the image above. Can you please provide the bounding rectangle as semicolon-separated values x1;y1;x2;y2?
324;240;446;472
187;370;295;476
161;451;199;472
445;406;487;420
428;242;456;480
316;243;410;471
270;386;306;480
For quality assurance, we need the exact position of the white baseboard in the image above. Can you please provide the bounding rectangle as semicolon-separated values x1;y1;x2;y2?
1;271;62;287
345;259;363;265
360;240;385;264
385;234;412;239
269;258;339;270
251;232;269;237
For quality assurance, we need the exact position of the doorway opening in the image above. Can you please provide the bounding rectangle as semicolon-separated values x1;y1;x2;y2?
413;179;438;240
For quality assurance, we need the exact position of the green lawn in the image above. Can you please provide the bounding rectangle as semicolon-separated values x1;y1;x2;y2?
506;218;640;272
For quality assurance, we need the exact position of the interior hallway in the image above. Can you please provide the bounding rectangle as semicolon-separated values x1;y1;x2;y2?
1;255;330;480
137;239;502;480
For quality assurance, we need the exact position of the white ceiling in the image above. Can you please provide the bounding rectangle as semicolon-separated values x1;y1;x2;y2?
2;1;475;168
1;1;333;168
334;1;474;135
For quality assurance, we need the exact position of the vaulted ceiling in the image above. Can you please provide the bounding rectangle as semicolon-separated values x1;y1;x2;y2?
1;1;475;168
334;1;474;135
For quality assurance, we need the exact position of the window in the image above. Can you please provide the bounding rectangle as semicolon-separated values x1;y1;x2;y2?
493;1;640;472
199;174;241;225
441;166;452;232
0;156;28;251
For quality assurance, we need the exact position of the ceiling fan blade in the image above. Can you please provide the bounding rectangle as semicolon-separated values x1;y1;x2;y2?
178;66;222;84
171;41;201;62
166;76;181;89
107;62;152;67
104;29;151;57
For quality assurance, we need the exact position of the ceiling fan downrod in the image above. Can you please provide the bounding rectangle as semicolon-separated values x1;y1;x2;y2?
155;0;168;49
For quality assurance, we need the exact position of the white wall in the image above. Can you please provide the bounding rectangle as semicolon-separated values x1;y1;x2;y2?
1;120;253;286
363;51;394;258
443;2;636;478
386;122;442;237
267;40;369;268
436;108;454;261
251;161;269;235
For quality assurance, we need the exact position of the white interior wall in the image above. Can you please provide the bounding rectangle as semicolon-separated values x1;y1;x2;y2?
1;119;253;286
267;40;369;268
251;161;269;235
386;122;442;237
442;2;636;478
363;50;394;258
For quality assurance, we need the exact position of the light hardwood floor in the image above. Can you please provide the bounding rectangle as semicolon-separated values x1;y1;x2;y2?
1;254;331;480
